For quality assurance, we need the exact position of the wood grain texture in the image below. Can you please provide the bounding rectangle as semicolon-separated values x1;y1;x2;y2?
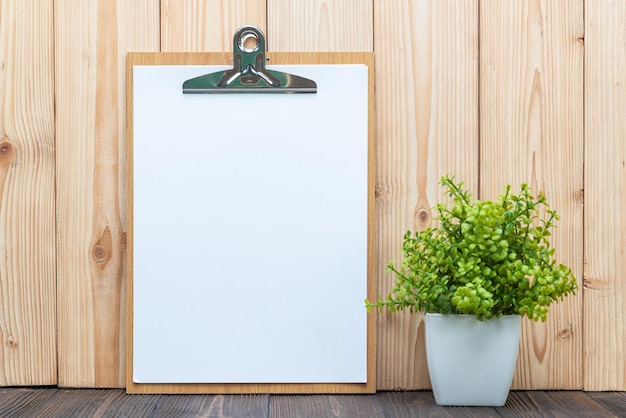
495;391;544;417
377;392;499;418
499;391;619;417
268;0;373;51
54;0;159;387
0;0;56;386
583;0;626;391
126;52;376;394
479;0;584;389
0;0;616;392
150;394;269;418
373;0;479;390
94;390;160;417
0;388;59;417
161;0;266;52
525;391;617;418
588;392;626;417
269;395;384;418
2;389;626;417
27;389;129;417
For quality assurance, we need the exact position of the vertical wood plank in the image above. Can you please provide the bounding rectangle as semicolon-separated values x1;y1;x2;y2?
373;0;479;390
55;0;159;387
0;0;56;386
161;0;266;52
480;0;584;389
584;0;626;391
268;0;373;51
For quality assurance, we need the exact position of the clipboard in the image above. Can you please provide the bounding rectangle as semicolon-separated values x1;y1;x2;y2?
126;27;376;394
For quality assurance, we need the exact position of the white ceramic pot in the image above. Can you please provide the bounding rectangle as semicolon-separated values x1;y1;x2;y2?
425;313;521;406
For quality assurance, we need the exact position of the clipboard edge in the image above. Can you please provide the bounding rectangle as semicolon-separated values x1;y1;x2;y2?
126;51;376;395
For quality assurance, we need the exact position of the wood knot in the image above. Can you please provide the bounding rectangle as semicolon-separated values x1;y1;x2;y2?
92;226;113;268
120;231;127;251
414;206;432;230
575;188;584;205
92;245;108;263
0;139;14;159
6;335;17;348
374;178;389;201
558;327;572;340
583;276;605;291
417;209;429;222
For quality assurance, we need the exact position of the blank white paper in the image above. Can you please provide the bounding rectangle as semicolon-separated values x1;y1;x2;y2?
132;64;368;384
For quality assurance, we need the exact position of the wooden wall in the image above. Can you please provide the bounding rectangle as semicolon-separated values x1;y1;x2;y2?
0;0;623;390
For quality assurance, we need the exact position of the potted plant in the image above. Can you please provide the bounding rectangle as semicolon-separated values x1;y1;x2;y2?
368;176;577;406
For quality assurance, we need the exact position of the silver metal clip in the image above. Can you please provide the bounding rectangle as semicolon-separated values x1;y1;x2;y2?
182;26;317;94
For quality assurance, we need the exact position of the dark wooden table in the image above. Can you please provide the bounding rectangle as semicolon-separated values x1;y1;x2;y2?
0;388;624;417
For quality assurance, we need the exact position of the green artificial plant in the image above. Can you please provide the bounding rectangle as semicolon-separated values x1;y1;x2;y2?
368;176;577;321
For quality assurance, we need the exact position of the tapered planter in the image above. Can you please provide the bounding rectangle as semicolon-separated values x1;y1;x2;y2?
425;313;521;407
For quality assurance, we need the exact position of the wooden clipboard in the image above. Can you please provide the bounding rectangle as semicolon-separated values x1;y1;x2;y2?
126;43;376;394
